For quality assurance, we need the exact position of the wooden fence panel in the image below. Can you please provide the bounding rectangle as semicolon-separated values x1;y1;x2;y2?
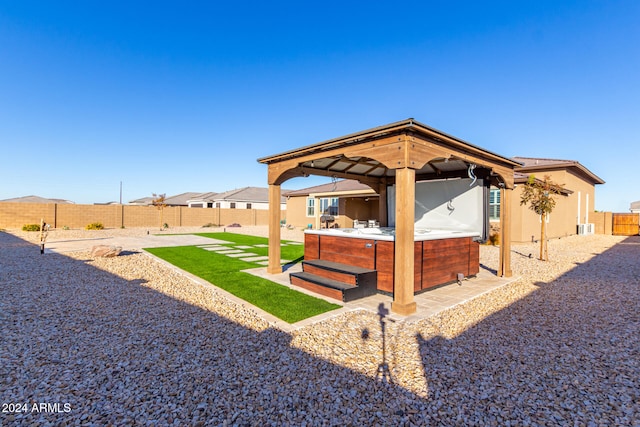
612;213;640;236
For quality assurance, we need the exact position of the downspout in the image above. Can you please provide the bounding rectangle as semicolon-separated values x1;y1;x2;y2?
577;192;581;226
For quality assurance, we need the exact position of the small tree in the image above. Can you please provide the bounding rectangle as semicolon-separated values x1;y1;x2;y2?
152;193;167;230
520;175;564;261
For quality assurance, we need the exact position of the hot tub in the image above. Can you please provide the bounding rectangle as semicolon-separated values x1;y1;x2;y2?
307;226;480;240
303;227;481;293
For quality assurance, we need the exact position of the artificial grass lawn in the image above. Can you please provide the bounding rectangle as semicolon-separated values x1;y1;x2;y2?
145;233;340;323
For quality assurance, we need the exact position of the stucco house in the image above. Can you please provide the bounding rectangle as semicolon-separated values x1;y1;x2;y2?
630;201;640;214
189;187;287;210
128;188;286;210
285;156;604;243
507;157;604;242
284;180;379;229
185;192;218;208
128;192;205;206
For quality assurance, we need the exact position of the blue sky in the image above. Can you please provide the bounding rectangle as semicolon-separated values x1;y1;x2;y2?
1;1;638;211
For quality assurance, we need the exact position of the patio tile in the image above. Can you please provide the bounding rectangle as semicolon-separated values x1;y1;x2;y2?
225;252;251;258
240;256;269;262
241;259;517;325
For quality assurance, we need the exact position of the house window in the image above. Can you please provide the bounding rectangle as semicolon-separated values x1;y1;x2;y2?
306;198;315;217
489;188;500;221
320;197;339;216
215;202;221;208
246;203;252;209
230;202;236;209
207;203;213;208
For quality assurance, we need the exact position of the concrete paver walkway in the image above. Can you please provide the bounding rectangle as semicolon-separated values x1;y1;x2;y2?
43;234;228;253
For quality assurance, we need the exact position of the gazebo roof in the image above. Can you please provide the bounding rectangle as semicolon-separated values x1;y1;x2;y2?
258;118;522;188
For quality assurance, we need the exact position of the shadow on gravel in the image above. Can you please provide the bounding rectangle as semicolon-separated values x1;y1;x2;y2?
479;263;497;275
417;236;640;425
118;250;141;256
0;232;427;425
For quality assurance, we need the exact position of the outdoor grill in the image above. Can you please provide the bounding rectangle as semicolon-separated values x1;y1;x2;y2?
320;215;335;228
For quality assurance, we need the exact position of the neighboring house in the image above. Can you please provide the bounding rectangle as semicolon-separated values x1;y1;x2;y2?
285;180;379;229
206;187;287;210
164;192;208;206
128;187;286;210
129;192;213;207
508;157;604;242
0;195;75;204
630;201;640;213
286;156;604;242
186;192;218;208
128;196;155;206
130;192;209;207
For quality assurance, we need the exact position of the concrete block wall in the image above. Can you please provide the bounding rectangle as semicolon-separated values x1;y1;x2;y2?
57;204;123;229
0;203;55;228
591;211;613;235
0;203;284;230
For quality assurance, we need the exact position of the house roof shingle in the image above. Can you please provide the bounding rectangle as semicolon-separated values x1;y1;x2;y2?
286;180;374;197
164;192;209;206
213;187;286;203
0;195;75;204
512;156;605;185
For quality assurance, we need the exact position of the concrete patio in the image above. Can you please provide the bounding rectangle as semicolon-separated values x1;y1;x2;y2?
246;263;517;329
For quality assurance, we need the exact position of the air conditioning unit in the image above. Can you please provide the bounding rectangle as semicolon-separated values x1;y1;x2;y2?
578;223;595;235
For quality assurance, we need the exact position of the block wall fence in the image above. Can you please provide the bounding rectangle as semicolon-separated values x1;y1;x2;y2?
0;203;285;230
0;203;621;235
590;211;613;235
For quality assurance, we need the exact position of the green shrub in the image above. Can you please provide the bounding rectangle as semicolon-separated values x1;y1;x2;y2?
22;224;41;231
202;222;219;228
62;225;70;230
85;222;104;230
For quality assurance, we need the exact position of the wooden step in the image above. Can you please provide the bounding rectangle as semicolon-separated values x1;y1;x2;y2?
303;259;376;275
289;260;378;302
290;272;357;302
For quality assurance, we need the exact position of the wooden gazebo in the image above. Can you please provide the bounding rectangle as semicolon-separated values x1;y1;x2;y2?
258;119;520;315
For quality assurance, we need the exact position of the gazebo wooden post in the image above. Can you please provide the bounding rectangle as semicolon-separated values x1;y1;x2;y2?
267;183;282;274
391;167;417;315
498;187;513;277
314;196;320;229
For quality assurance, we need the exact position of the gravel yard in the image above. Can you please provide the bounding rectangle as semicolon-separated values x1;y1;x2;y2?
1;227;638;426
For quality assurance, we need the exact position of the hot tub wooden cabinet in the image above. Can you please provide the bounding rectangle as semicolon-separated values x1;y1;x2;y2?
293;228;480;298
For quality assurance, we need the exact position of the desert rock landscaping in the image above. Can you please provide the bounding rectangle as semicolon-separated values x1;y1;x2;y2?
1;227;638;425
